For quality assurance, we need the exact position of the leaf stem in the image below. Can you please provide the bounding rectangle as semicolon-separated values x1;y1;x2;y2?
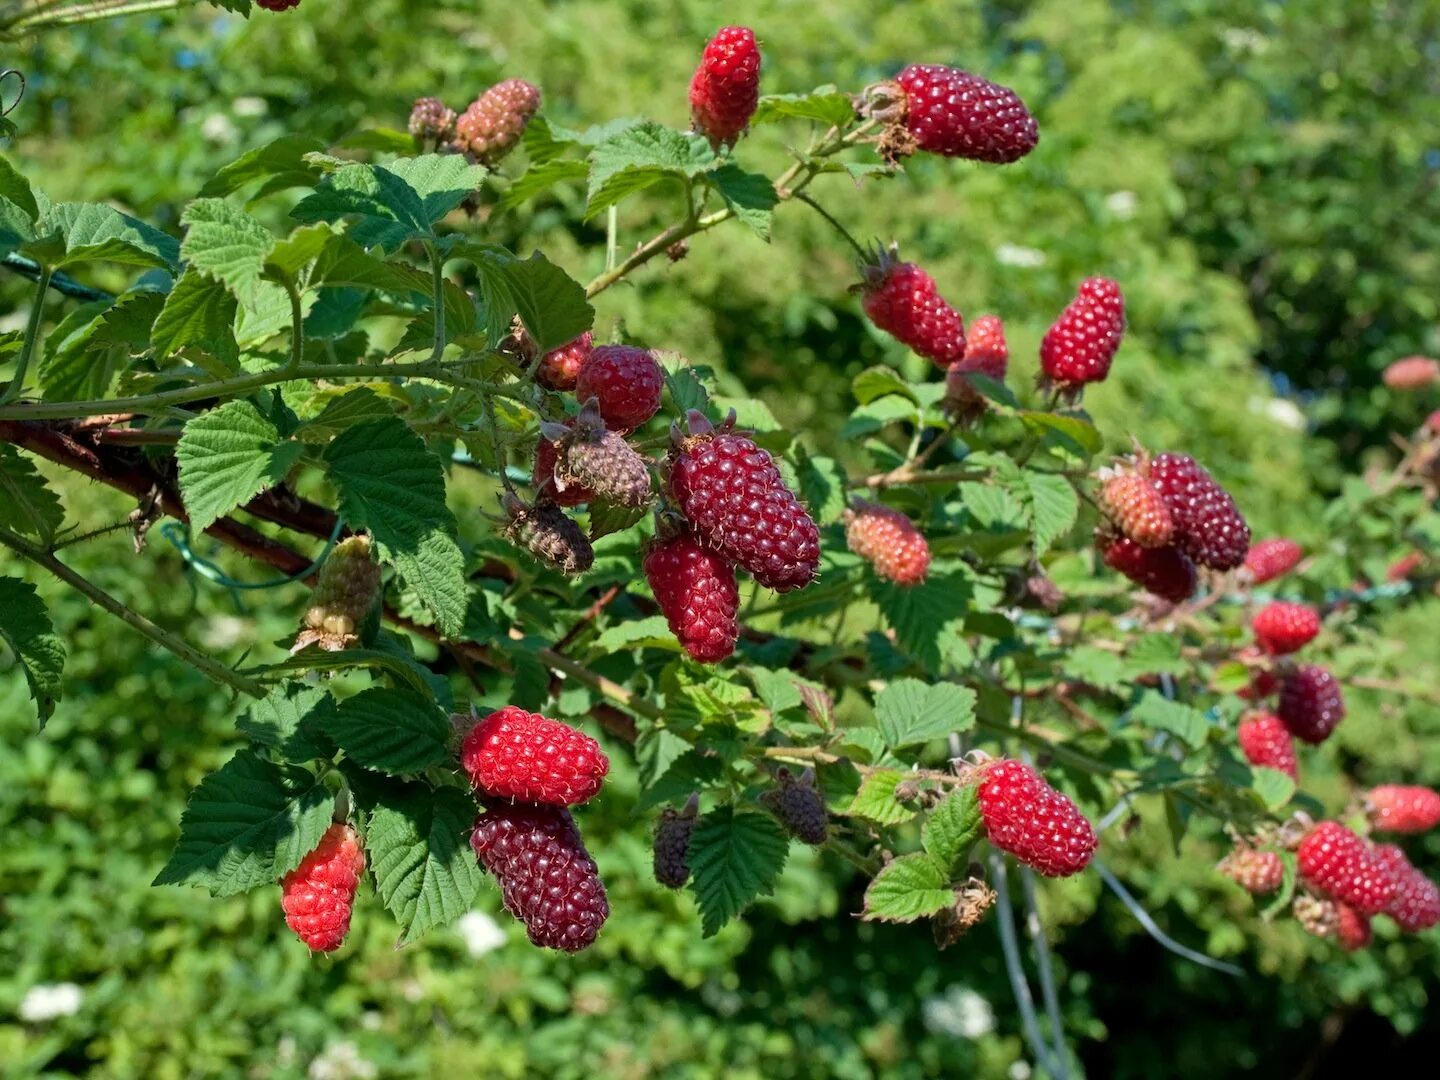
282;276;305;374
0;525;266;698
0;264;51;406
425;239;446;367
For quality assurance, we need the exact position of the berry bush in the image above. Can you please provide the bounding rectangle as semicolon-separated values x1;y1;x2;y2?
2;2;1439;1076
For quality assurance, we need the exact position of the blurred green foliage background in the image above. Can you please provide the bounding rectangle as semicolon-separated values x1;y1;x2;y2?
2;0;1439;1076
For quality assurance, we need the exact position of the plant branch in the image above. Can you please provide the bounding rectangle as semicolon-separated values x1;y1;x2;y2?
1;253;111;302
0;263;51;406
990;854;1065;1079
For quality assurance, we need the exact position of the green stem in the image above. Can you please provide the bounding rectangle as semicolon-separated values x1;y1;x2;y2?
282;277;305;374
0;526;266;699
538;645;664;722
794;193;868;260
425;239;446;367
7;0;183;31
0;264;51;406
849;464;987;490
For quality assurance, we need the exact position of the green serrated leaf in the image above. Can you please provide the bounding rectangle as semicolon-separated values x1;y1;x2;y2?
590;615;678;654
28;201;179;270
180;198;275;305
874;678;976;749
495;159;590;213
459;245;593;354
368;785;483;945
1129;690;1211;749
151;268;240;366
265;222;336;279
294;387;395;442
874;571;974;673
324;687;451;774
175;400;301;533
152;749;334;895
862;852;953;923
1018;411;1103;456
751;88;856;129
1260;851;1299;921
0;445;64;543
795;451;846;524
845;770;917;826
921;787;982;876
1249;766;1297;812
0;576;65;727
586;122;715;218
688;807;790;937
0;154;40;221
852;365;919;406
635;748;725;812
199;134;327;199
1017;471;1079;555
709;165;777;240
236;681;337;761
661;357;711;416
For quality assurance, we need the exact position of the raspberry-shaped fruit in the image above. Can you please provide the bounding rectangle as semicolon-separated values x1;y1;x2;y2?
669;412;820;592
470;802;608;952
295;535;382;653
1099;534;1197;603
1366;785;1440;834
1148;452;1251;571
1236;711;1297;779
1218;848;1285;894
977;760;1097;878
1374;844;1440;932
1040;277;1125;390
281;823;365;952
1277;664;1345;744
461;706;609;806
533;428;596;507
1243;538;1303;584
689;26;762;148
1251;601;1321;656
1382;355;1439;390
761;769;829;845
1293;895;1338;939
536;331;594;392
895;64;1038;164
574;345;664;432
256;0;301;9
1235;645;1278;702
453;79;541;165
844;500;931;586
1335;903;1372;952
408;97;457;146
653;803;698;889
643;529;740;663
502;493;594;575
859;250;966;367
1096;464;1174;548
542;404;653;509
960;315;1008;378
1296;821;1395;915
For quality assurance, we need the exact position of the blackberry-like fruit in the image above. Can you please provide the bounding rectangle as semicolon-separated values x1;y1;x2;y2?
761;769;828;845
1148;452;1251;571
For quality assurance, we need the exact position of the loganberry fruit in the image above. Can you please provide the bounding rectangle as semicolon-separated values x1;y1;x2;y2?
542;404;653;509
1335;903;1372;952
1040;277;1125;390
894;64;1038;164
281;823;365;953
471;802;608;952
960;315;1008;378
1374;844;1440;932
1243;538;1304;584
461;706;609;806
859;250;966;367
1219;848;1285;894
1148;452;1251;571
977;759;1097;877
844;500;931;586
643;528;740;663
1099;534;1198;603
536;331;594;392
761;769;829;845
1381;355;1439;390
1277;664;1345;744
1366;785;1440;834
575;345;664;432
653;801;699;889
689;26;762;148
453;79;542;165
294;534;382;653
1235;645;1278;702
256;0;301;9
669;412;820;592
502;493;594;576
408;97;457;146
1293;895;1338;940
1096;463;1174;548
1236;711;1298;780
533;429;597;507
1251;601;1321;656
1296;821;1395;915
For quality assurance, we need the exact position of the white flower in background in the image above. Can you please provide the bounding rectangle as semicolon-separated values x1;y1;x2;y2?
1105;190;1138;220
457;910;506;957
1009;1061;1034;1080
994;243;1047;268
922;985;996;1039
18;982;83;1022
1261;397;1307;430
231;96;267;118
201;112;238;144
308;1041;377;1080
1221;27;1269;54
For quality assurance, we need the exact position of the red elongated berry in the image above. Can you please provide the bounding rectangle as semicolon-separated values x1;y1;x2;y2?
1335;902;1372;951
895;64;1038;164
1235;645;1278;702
1219;848;1285;894
1099;534;1197;603
1374;844;1440;932
461;706;609;806
844;501;931;586
1096;464;1174;548
1243;538;1303;584
960;315;1008;379
643;529;740;663
1277;665;1345;744
859;250;966;367
536;331;594;392
1382;355;1439;390
281;823;365;952
977;760;1097;877
256;0;301;9
1236;711;1297;780
533;427;597;507
1251;601;1321;656
1148;452;1251;571
689;26;762;148
575;345;664;432
471;802;608;952
1040;277;1125;389
409;97;457;145
1366;785;1440;834
1296;821;1395;915
669;414;820;592
1385;551;1426;582
453;79;541;165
